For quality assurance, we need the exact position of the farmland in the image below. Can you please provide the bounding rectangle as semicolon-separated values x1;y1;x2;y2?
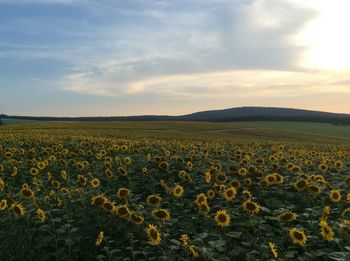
0;122;349;260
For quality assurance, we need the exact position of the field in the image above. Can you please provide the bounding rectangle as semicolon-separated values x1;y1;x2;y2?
0;122;350;260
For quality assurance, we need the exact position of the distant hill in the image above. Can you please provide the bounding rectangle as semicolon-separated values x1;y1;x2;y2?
1;107;350;124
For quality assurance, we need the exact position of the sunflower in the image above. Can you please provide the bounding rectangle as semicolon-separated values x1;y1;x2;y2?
29;167;39;176
0;178;4;192
204;172;211;183
130;213;144;225
90;178;100;188
264;174;277;186
147;195;161;206
152;209;170;222
273;173;284;184
95;231;104;246
11;203;25;217
188;245;199;257
91;195;107;207
116;188;131;200
214;210;231;228
180;234;189;247
77;175;87;185
207;189;215;199
115;205;131;218
268;242;278;258
198;201;210;214
294;179;309;192
243;199;260;214
223;187;237;202
215;173;228;184
289;227;307;246
172;185;184;198
277;211;298;222
105;168;113;178
347;192;350;203
146;224;161;245
0;199;7;211
117;167;128;176
319;163;329;173
329;189;341;203
238;168;247;176
195;193;208;206
36;208;46;222
320;224;334;241
20;187;35;200
230;180;241;189
103;201;115;213
242;190;252;200
308;185;321;195
335;160;344;169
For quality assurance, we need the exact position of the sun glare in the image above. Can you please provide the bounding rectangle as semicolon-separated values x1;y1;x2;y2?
296;0;350;70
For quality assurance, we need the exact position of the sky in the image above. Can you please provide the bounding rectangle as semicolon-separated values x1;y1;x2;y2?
1;0;350;116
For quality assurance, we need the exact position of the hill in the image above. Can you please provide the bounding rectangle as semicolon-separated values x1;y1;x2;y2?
1;107;350;124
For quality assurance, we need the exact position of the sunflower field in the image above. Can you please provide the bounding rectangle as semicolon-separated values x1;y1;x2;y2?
0;129;350;260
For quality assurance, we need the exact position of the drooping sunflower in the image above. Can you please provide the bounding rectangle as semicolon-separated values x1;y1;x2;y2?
289;227;307;246
243;199;260;214
152;209;171;222
172;184;184;198
0;178;5;192
277;211;298;222
91;195;107;208
115;205;131;218
214;210;231;228
116;188;131;200
20;187;35;200
188;245;199;257
105;168;113;178
95;231;104;246
268;242;278;258
36;208;46;222
146;224;161;245
329;189;341;203
204;172;211;184
117;167;128;176
147;195;161;206
130;213;144;225
223;187;237;202
0;199;7;211
308;185;321;195
11;203;25;217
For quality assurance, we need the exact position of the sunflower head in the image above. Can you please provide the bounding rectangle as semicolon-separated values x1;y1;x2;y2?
277;211;298;222
243;199;260;215
223;187;237;202
329;189;341;203
289;227;307;246
152;209;170;222
214;209;231;228
268;242;278;258
147;195;161;206
172;185;184;198
146;224;161;245
11;203;25;217
116;188;131;200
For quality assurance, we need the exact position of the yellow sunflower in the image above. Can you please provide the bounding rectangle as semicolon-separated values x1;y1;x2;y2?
294;179;309;192
268;242;278;258
115;205;131;218
146;224;161;245
329;189;341;203
289;227;307;246
90;178;100;188
36;208;46;222
172;185;184;198
91;195;107;208
11;203;25;217
147;195;161;206
0;199;7;211
116;188;131;200
95;231;104;246
20;187;35;200
243;199;260;215
214;210;231;228
207;189;216;199
320;224;334;241
152;209;170;222
223;187;237;202
277;211;298;222
130;213;144;225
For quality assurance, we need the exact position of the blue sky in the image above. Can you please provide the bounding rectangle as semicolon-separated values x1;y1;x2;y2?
1;0;350;116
